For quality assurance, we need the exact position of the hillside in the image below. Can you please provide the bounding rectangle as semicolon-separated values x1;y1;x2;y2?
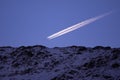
0;45;120;80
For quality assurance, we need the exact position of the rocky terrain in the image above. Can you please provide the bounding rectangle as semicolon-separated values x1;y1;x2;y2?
0;45;120;80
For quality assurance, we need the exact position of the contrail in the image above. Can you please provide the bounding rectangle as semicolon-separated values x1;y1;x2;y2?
47;11;113;40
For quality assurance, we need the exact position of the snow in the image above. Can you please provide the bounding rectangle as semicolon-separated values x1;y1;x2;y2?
0;45;120;80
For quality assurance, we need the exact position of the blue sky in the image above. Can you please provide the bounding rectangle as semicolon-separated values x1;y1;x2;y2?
0;0;120;47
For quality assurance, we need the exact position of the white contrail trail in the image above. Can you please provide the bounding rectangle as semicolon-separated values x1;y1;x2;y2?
47;11;112;40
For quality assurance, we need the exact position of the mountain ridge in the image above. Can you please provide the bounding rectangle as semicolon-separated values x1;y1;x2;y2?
0;45;120;80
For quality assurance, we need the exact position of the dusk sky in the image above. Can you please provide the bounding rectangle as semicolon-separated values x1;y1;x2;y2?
0;0;120;47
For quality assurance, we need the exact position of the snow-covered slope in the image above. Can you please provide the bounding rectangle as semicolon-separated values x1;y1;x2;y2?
0;45;120;80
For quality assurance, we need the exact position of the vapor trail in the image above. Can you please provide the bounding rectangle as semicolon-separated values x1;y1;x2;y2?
47;11;112;40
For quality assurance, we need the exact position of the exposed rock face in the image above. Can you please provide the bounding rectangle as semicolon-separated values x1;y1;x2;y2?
0;45;120;80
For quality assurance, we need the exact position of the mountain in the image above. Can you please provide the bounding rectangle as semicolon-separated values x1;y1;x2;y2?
0;45;120;80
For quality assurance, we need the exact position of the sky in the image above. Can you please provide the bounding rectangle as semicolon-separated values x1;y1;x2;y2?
0;0;120;48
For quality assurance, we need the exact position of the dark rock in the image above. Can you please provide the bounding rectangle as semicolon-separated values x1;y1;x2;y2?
93;46;105;50
111;63;120;68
